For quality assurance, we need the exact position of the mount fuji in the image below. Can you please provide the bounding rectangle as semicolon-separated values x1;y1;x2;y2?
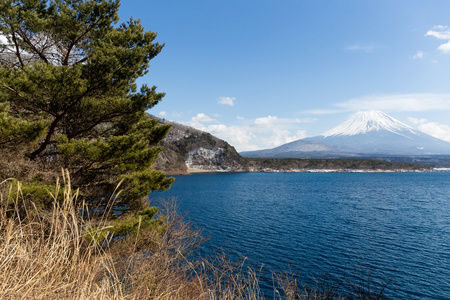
241;111;450;158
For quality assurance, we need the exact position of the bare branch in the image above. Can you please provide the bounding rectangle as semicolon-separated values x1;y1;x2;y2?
16;27;49;64
9;29;24;68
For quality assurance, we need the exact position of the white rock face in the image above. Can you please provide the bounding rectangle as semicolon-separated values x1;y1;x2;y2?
186;147;225;170
163;124;191;142
322;111;418;138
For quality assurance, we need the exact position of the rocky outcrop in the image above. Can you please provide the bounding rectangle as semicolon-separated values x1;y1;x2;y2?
150;115;247;174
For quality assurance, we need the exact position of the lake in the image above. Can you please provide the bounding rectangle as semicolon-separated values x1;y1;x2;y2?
149;172;450;299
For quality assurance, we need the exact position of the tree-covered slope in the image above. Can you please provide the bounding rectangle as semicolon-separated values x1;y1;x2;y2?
151;116;247;174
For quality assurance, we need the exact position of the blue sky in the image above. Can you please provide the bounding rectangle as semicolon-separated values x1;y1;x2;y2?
119;0;450;151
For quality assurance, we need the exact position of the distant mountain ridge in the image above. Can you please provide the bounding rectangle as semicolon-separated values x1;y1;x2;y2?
150;114;432;174
242;111;450;158
238;140;346;158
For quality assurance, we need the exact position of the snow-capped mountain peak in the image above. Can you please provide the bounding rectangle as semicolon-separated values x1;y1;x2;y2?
242;110;450;157
321;111;417;137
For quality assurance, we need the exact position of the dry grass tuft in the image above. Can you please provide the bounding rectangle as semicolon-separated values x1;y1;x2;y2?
0;170;388;299
0;170;123;299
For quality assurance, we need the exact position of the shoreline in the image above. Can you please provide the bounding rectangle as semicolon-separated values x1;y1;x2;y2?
186;168;225;174
168;168;443;176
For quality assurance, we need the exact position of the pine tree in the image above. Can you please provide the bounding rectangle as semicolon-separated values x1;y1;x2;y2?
0;0;174;212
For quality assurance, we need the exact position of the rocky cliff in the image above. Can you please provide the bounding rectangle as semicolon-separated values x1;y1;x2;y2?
151;116;247;174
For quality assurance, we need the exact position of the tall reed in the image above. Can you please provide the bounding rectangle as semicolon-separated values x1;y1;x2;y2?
0;171;387;299
0;170;124;299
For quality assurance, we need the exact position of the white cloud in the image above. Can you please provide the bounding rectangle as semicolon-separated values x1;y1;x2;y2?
336;94;450;112
344;44;375;52
294;130;307;139
205;124;258;151
437;41;450;53
158;111;167;117
426;25;450;54
190;113;216;123
217;96;235;106
418;122;450;142
412;51;424;59
425;25;450;40
408;117;450;142
184;115;258;151
186;113;218;128
408;117;427;125
251;115;307;147
183;113;308;151
254;115;277;126
256;129;306;149
237;115;244;120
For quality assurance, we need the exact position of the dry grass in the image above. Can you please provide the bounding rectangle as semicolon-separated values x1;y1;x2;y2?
0;171;388;299
0;171;122;299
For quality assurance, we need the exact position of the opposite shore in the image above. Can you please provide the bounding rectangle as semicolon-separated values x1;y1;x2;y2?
177;166;447;176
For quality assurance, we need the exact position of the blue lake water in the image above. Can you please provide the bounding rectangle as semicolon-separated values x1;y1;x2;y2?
149;172;450;299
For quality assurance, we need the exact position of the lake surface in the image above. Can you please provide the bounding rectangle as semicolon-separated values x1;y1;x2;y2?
149;172;450;299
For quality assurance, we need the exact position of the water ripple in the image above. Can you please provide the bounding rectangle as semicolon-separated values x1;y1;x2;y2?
151;172;450;300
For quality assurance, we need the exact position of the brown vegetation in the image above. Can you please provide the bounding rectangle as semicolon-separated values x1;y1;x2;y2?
0;172;388;299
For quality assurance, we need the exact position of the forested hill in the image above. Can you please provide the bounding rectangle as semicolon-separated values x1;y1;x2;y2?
151;115;247;174
150;115;431;174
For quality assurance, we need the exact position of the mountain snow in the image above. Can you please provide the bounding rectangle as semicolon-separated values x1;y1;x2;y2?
242;110;450;157
308;110;450;155
322;111;418;138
